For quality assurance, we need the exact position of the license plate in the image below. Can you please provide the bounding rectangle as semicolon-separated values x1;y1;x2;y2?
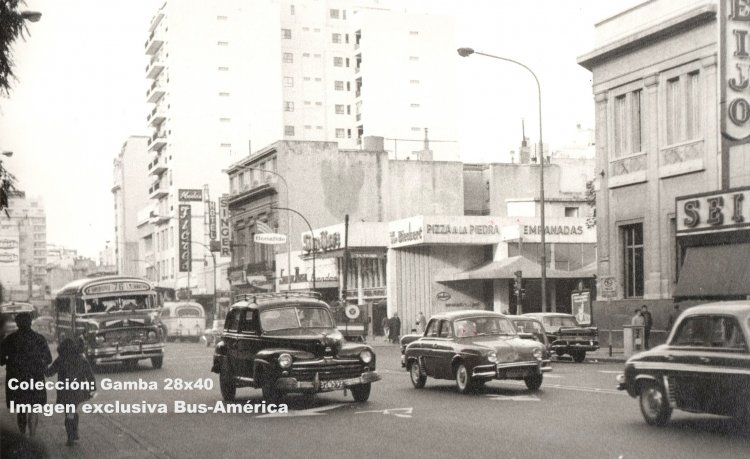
121;345;139;353
320;380;344;391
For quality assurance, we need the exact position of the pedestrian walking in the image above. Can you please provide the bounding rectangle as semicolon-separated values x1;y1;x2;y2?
416;312;427;334
641;305;653;349
0;312;52;437
666;304;681;332
381;316;389;342
45;337;96;446
631;309;644;350
388;313;401;344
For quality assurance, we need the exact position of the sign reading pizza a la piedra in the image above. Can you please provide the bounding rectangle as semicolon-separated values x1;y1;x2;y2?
676;186;750;234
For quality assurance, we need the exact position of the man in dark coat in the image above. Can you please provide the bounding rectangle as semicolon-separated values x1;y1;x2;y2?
388;312;401;344
0;312;52;436
641;305;653;349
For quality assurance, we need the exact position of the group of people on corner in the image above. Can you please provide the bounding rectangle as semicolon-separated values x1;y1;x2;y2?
630;303;682;350
381;311;428;344
0;312;96;447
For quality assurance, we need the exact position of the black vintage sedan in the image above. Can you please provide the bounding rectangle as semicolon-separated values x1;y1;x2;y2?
402;310;550;393
617;302;750;425
212;292;380;402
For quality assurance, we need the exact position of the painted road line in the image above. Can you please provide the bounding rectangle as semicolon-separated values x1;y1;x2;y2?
598;370;622;374
256;403;345;418
356;407;413;418
501;380;625;395
485;394;540;402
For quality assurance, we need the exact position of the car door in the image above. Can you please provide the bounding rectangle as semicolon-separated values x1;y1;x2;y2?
667;315;713;411
429;320;456;379
704;315;750;415
419;319;441;377
223;310;242;376
235;309;261;378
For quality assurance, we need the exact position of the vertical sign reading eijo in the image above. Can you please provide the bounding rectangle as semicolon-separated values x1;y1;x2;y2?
219;194;230;257
179;204;192;272
723;0;750;141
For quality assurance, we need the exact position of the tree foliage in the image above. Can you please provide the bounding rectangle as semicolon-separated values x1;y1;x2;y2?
0;0;28;96
0;160;16;216
585;179;596;229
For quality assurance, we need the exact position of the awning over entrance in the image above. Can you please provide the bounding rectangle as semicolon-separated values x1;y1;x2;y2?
674;243;750;298
435;256;596;282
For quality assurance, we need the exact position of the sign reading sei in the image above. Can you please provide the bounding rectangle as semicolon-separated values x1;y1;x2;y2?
676;186;750;234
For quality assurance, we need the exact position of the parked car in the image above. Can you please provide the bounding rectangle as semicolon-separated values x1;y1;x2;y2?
523;313;599;362
506;315;552;363
402;310;550;393
617;301;750;426
32;315;56;342
211;292;380;402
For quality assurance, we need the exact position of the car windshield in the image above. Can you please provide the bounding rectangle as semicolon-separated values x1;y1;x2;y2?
513;320;544;334
454;317;515;337
260;306;334;331
78;295;155;314
544;316;578;330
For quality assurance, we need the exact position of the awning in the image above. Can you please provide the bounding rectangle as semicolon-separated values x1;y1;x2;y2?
435;256;596;282
674;243;750;298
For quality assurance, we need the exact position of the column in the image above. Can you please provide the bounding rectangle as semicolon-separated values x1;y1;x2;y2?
594;90;612;288
492;279;510;313
643;74;662;299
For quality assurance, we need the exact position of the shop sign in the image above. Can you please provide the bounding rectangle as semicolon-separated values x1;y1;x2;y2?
599;276;617;298
178;204;192;272
571;291;592;325
302;230;341;254
445;301;482;308
219;195;230;257
229;270;247;286
436;292;451;301
254;233;287;244
676;186;750;234
178;189;203;201
208;201;217;240
722;0;750;141
0;237;19;265
83;281;150;295
522;225;585;236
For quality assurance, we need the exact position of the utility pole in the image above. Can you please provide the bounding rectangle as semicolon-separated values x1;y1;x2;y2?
27;264;33;300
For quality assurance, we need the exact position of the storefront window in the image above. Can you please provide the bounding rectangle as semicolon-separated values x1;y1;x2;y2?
623;223;644;298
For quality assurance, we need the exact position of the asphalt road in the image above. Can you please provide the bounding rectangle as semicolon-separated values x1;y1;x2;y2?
2;342;749;459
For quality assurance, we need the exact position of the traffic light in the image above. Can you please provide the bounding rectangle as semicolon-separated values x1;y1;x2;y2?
514;270;523;296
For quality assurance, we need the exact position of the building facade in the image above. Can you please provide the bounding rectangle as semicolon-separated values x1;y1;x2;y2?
112;136;150;276
577;0;750;345
0;192;46;297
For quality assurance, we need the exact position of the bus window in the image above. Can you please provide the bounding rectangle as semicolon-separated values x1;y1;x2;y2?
56;297;71;314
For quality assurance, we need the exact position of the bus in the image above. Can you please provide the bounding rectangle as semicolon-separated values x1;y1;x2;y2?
55;275;165;369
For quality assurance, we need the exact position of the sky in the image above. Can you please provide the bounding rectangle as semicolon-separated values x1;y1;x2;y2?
0;0;639;258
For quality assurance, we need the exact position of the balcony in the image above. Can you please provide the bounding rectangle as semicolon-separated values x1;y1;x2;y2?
148;131;167;152
147;79;166;103
145;54;165;79
149;181;169;199
147;154;168;176
148;104;166;126
145;30;163;55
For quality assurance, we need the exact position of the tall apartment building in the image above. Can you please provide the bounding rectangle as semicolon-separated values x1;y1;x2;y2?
0;192;46;291
142;0;458;292
112;136;150;276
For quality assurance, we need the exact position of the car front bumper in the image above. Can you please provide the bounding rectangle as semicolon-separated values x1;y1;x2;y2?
473;360;550;379
89;343;164;364
551;341;599;352
274;371;381;393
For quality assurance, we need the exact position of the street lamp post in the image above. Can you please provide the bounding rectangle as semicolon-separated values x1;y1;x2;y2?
235;166;292;292
457;47;548;312
272;206;315;290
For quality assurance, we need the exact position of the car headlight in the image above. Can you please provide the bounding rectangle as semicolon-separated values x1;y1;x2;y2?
487;351;498;363
147;330;157;341
278;353;293;369
360;350;373;364
533;348;543;360
95;335;105;345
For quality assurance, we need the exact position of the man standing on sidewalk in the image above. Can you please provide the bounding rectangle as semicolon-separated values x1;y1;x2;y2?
0;312;52;437
640;305;653;349
667;304;681;332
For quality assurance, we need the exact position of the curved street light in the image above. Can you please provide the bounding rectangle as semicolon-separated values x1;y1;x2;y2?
272;206;315;290
20;11;42;22
457;47;548;312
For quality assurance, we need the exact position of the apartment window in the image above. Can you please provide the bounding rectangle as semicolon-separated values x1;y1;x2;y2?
314;53;321;58
283;77;294;87
303;27;310;31
410;103;420;108
282;53;293;63
303;77;311;82
613;90;642;158
314;77;322;82
330;9;340;19
316;126;323;130
334;57;343;67
410;79;420;85
290;4;295;15
304;100;311;105
284;125;295;136
346;81;351;91
284;101;294;112
303;53;310;57
315;101;323;106
304;125;312;129
666;71;701;145
314;28;321;33
622;223;644;298
347;105;351;114
332;33;342;43
335;104;345;114
217;41;228;46
220;143;231;148
217;15;228;20
281;28;292;39
334;81;344;91
411;127;421;132
335;128;345;138
219;117;231;122
564;207;579;217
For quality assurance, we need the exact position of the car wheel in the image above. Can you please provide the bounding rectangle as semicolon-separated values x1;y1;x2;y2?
219;362;236;401
572;351;586;363
151;356;163;369
639;382;672;426
262;381;283;403
409;361;426;389
351;383;372;402
524;374;543;391
455;362;473;394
